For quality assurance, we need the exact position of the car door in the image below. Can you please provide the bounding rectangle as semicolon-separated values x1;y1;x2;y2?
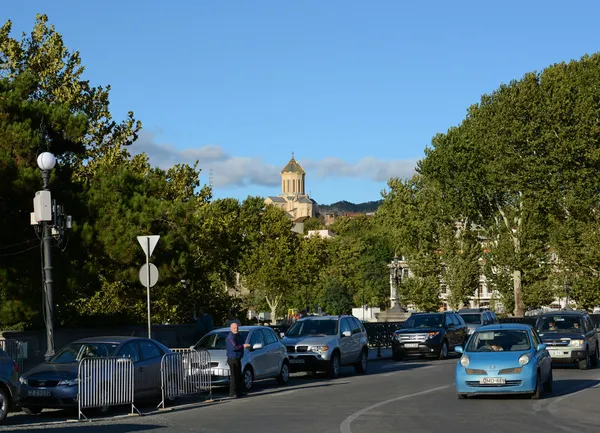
531;329;551;380
117;341;146;397
137;340;164;397
350;317;364;362
453;313;468;345
260;328;282;376
339;318;354;364
443;313;457;348
247;330;268;379
583;315;597;355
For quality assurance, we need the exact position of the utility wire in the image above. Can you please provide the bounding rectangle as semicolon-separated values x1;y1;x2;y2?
0;238;39;251
0;244;40;258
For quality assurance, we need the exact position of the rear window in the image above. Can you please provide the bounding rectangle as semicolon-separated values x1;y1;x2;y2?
460;314;482;325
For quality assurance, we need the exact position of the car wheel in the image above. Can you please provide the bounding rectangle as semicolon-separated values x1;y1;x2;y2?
276;362;290;385
0;387;9;422
543;368;553;393
354;349;368;375
579;350;591;370
22;406;43;415
392;351;403;361
243;366;254;391
328;352;341;379
438;341;448;360
531;371;543;400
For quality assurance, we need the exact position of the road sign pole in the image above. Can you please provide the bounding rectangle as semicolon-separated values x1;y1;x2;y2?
146;237;151;339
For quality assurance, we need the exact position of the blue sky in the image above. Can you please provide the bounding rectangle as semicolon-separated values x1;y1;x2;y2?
3;1;600;204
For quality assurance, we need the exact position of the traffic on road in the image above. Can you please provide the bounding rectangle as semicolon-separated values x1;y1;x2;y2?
1;310;600;432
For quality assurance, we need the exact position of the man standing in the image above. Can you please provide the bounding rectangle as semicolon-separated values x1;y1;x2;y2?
226;322;250;398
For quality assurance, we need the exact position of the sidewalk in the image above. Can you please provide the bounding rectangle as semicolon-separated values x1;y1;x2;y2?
368;347;392;361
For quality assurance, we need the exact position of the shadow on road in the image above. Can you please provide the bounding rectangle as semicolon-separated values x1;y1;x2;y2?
548;379;600;397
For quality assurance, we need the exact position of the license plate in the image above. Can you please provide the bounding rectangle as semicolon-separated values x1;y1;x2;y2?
28;389;51;397
404;343;419;348
550;350;563;357
480;377;506;385
289;359;305;364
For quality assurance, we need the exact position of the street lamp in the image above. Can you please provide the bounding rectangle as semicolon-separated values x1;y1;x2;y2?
36;152;56;361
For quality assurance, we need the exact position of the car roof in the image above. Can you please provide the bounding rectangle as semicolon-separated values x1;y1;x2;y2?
210;326;273;332
72;336;144;344
539;310;586;317
411;312;444;315
476;323;532;331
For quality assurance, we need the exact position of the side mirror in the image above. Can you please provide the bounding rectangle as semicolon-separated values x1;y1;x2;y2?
536;343;546;352
342;330;352;338
279;332;285;339
455;346;464;354
189;345;195;349
447;323;455;329
252;343;263;350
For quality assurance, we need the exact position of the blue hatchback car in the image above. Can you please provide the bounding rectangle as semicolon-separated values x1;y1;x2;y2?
455;324;552;399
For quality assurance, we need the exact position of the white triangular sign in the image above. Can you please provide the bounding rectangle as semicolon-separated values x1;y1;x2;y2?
137;235;160;257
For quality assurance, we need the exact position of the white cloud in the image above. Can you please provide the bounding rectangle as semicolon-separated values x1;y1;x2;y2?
129;130;418;188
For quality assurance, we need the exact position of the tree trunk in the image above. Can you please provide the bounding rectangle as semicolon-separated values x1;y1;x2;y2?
266;294;281;325
513;269;525;317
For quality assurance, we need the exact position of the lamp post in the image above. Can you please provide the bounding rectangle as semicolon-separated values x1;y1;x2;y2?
37;152;57;361
388;255;408;311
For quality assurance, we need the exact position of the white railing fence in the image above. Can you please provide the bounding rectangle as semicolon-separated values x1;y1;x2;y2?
77;357;139;421
158;348;212;409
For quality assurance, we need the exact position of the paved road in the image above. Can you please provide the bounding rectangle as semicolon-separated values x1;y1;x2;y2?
2;355;600;433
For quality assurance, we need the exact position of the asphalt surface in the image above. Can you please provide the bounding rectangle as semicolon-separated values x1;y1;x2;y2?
2;354;600;433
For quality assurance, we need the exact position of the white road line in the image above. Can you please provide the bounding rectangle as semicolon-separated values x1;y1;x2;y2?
339;385;451;433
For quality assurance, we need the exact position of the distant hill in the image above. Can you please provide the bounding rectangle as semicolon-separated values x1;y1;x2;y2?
319;200;383;214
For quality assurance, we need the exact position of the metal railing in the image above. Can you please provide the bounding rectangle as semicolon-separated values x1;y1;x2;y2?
158;348;212;409
77;357;139;421
0;339;25;374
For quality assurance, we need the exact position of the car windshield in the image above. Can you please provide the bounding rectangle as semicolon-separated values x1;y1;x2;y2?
286;319;338;336
402;315;443;329
195;331;250;349
50;343;118;364
460;314;483;325
537;316;583;333
466;330;531;352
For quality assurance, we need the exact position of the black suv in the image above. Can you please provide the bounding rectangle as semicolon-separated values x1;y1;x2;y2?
535;310;599;370
392;311;469;361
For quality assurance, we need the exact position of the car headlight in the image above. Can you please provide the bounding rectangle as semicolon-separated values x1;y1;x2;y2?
569;339;584;347
19;377;27;385
310;346;329;352
518;354;530;366
428;332;440;339
58;378;78;386
460;355;470;367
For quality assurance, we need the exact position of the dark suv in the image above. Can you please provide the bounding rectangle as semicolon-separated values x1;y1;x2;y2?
392;312;469;361
535;310;599;370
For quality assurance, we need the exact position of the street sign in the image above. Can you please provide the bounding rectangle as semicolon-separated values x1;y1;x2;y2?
137;235;160;257
139;263;159;288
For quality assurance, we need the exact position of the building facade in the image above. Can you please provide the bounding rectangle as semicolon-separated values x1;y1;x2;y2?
265;154;319;221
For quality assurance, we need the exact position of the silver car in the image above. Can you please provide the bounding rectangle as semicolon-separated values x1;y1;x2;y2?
281;315;369;379
193;326;289;391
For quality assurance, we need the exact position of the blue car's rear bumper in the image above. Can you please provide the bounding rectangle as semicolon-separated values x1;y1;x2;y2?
455;364;537;395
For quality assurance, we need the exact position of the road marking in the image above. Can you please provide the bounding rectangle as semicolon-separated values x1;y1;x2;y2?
339;385;451;433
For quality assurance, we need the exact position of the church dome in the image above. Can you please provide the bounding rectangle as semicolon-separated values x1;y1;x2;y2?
280;153;306;175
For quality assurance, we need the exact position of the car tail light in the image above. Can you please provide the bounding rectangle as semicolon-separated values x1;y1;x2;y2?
13;360;19;374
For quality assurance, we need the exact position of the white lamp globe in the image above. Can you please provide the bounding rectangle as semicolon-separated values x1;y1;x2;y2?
37;152;57;171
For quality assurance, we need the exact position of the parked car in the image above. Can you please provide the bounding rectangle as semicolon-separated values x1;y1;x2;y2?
392;311;469;360
281;315;369;379
535;310;599;370
192;326;289;391
0;347;20;423
455;323;552;399
19;336;171;414
459;310;496;335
